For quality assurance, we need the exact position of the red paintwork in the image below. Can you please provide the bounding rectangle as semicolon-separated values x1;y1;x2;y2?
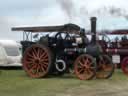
121;57;128;75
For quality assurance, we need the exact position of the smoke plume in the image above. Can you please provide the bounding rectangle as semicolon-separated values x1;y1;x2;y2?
56;0;75;20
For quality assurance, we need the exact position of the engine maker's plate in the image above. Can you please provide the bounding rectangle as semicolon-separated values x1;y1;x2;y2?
112;55;120;63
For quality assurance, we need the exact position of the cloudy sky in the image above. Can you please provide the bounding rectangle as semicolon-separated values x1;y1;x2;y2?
0;0;128;40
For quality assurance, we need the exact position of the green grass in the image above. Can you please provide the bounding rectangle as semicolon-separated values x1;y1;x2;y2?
0;69;128;96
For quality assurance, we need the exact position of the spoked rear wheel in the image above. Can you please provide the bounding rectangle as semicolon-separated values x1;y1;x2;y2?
22;44;52;78
74;54;96;80
96;55;114;79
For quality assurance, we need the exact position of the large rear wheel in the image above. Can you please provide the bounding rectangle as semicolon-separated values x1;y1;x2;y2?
96;55;114;79
22;44;52;78
74;54;96;80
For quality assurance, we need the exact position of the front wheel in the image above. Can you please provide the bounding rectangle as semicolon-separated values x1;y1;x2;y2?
74;54;96;80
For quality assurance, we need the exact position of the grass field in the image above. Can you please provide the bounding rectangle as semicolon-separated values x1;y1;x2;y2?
0;69;128;96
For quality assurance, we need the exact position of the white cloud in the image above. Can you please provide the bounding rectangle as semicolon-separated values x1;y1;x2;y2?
0;0;128;40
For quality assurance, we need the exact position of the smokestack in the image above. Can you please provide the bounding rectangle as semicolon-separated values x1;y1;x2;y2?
90;17;97;44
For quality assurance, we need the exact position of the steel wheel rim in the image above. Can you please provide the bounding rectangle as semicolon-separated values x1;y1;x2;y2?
96;55;113;79
23;44;50;78
74;54;95;80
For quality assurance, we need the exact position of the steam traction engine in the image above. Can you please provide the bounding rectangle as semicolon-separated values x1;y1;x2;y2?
98;30;128;75
12;17;114;80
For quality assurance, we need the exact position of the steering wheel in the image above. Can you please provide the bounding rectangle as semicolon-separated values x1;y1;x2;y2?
55;32;71;40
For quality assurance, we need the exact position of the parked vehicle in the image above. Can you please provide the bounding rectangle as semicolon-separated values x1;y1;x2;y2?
0;40;22;67
96;30;128;75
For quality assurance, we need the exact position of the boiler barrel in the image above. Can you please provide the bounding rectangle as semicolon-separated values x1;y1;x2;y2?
106;48;128;55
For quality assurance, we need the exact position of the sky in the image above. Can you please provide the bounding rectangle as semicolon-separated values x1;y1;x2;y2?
0;0;128;40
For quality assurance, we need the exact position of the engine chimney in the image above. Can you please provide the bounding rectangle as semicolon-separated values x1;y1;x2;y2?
90;17;97;44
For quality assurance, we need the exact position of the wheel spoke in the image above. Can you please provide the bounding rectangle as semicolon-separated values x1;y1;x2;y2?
78;61;84;66
87;61;93;67
40;65;45;72
42;54;48;59
25;60;34;64
84;58;89;64
41;58;48;62
29;64;37;72
81;57;86;63
40;52;47;59
36;64;41;74
27;53;35;59
77;68;84;74
77;64;83;69
39;49;44;58
32;47;37;54
31;51;37;59
36;48;40;58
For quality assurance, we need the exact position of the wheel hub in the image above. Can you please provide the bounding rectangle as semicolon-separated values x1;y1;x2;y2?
34;59;40;64
84;64;90;69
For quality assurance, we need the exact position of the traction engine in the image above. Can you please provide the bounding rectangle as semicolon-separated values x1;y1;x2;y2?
12;17;114;80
